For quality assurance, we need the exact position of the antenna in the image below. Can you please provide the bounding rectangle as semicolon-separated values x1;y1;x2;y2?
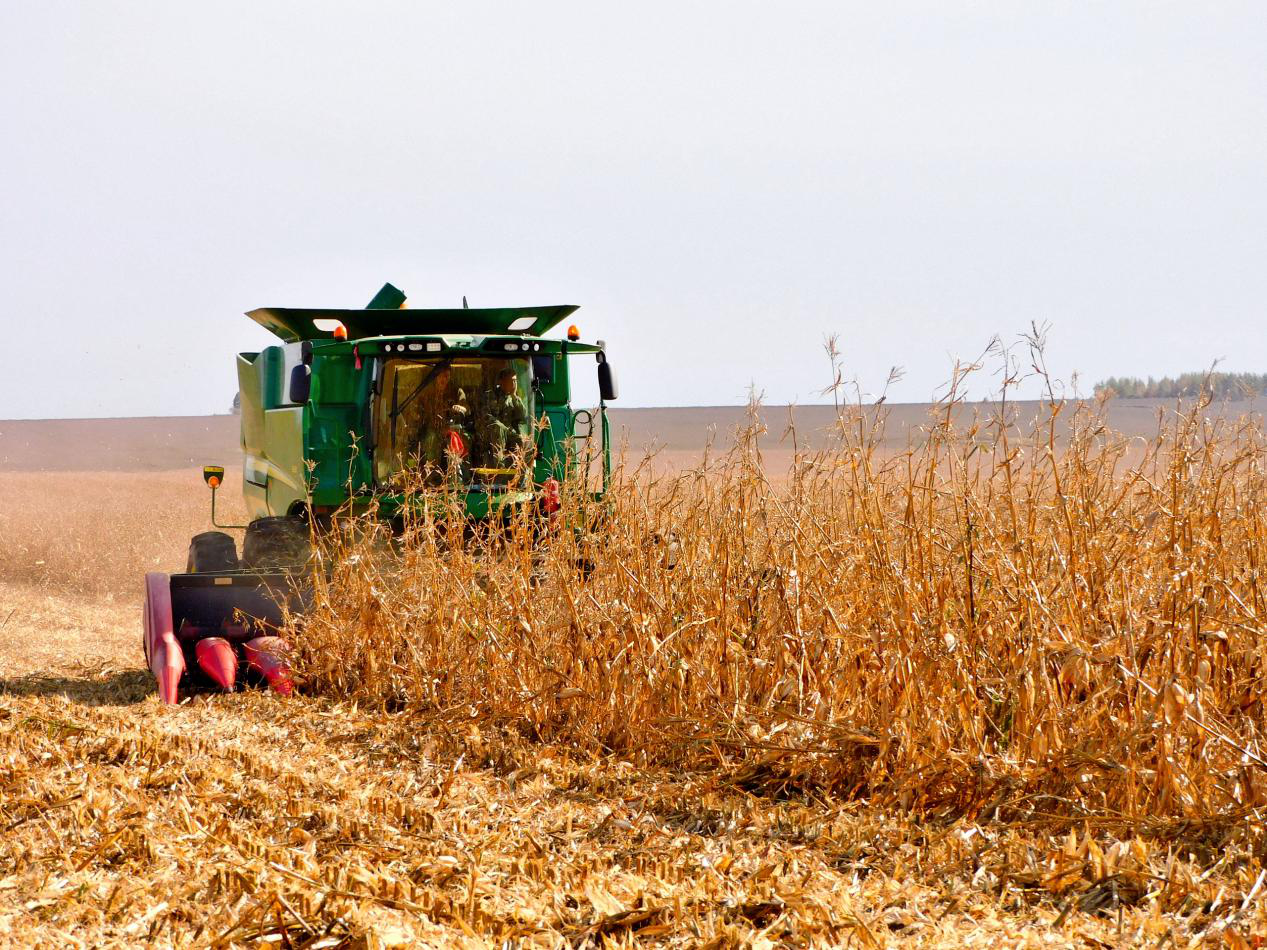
462;296;469;309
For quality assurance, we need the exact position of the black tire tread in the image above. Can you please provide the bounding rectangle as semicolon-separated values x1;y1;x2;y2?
186;531;240;573
242;517;311;570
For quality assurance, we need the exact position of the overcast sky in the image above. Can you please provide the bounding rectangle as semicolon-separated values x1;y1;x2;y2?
2;2;1264;418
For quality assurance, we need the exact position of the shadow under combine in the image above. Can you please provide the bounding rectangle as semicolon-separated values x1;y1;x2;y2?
0;667;154;706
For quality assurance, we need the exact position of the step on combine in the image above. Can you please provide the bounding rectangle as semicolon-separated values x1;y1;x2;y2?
143;282;618;703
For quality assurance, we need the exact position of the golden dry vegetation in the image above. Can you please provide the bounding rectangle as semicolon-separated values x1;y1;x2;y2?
0;471;246;599
4;390;1267;947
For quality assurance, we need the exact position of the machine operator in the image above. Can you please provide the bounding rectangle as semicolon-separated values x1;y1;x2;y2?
479;366;527;464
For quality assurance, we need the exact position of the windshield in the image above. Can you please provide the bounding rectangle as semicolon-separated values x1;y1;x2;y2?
373;357;533;486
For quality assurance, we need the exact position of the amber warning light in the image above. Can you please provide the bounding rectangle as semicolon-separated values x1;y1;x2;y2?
202;463;246;531
333;322;348;340
567;325;580;341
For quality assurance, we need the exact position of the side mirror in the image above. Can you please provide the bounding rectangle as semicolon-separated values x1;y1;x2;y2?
289;364;312;404
531;354;554;385
598;361;618;402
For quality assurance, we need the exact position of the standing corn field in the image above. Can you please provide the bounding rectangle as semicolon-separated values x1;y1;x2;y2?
292;376;1267;838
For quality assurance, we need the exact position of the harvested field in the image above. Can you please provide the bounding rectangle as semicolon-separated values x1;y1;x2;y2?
5;673;1199;948
3;394;1267;946
0;471;246;598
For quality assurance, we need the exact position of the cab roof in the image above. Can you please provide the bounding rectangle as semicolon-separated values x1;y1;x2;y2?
247;305;580;343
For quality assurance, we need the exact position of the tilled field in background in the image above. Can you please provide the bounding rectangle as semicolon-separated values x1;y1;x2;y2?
0;398;1220;472
0;471;247;599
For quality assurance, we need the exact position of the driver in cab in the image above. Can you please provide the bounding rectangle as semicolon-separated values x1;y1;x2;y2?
415;363;470;466
479;366;527;464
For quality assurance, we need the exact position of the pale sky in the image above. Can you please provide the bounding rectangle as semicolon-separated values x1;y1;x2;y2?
2;2;1264;418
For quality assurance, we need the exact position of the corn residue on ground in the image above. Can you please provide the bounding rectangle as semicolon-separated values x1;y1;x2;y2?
4;671;1263;948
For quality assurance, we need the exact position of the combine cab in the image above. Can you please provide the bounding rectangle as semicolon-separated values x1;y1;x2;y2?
144;282;617;703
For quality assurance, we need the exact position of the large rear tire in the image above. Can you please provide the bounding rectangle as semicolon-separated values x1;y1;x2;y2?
186;531;240;573
242;517;311;571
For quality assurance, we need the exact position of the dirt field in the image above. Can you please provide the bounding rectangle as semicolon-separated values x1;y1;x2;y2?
0;398;1223;472
3;406;1267;946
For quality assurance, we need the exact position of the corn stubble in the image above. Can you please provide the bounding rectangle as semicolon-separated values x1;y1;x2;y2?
294;381;1267;843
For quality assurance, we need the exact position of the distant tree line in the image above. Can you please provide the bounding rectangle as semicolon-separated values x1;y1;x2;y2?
1095;372;1267;400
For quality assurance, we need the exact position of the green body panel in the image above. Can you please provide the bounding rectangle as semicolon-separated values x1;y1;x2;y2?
365;282;407;310
236;354;265;455
259;408;306;518
235;315;610;522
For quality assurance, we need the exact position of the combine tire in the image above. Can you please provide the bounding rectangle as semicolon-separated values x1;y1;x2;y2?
242;517;311;571
186;531;240;573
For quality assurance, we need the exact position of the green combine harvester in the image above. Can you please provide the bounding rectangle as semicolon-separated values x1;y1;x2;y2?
143;282;618;704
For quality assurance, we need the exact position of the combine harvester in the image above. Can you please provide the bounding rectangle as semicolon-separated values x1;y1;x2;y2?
143;283;618;703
